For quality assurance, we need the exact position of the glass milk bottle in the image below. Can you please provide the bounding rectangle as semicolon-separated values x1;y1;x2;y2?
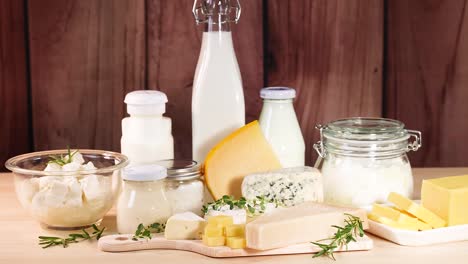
259;87;305;167
121;90;174;165
191;0;245;162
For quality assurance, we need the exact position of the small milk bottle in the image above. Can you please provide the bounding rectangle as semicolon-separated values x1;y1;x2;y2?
121;90;174;165
259;87;305;167
191;0;245;162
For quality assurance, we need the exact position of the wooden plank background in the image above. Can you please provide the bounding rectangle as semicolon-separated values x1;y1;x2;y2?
1;0;468;170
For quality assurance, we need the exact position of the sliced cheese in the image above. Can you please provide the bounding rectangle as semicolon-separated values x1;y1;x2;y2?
388;192;446;228
204;121;282;199
368;213;418;231
390;206;432;231
422;175;468;226
164;212;206;240
372;204;418;224
245;202;369;250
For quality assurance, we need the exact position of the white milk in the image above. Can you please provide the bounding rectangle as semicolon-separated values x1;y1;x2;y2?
121;90;174;165
259;87;305;167
192;31;245;162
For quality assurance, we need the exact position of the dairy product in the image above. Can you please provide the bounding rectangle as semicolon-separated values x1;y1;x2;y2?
205;207;247;225
368;213;419;231
322;155;413;207
245;202;369;250
192;31;245;163
164;212;206;240
202;215;247;249
422;175;468;226
259;87;305;167
225;224;245;237
16;151;114;227
226;236;246;249
388;192;446;228
116;165;172;234
121;90;174;165
241;167;322;207
165;179;204;216
202;236;225;247
369;204;431;231
204;121;282;199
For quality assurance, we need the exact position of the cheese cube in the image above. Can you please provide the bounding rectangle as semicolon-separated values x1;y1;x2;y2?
245;202;368;250
164;212;206;240
207;215;233;228
202;236;225;247
204;224;224;237
226;237;246;249
368;213;419;231
422;175;468;226
388;192;446;228
225;224;245;237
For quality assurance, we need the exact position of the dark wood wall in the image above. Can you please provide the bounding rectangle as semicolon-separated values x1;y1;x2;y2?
1;0;467;170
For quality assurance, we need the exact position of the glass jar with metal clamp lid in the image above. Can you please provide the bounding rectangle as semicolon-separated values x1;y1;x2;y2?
156;159;205;216
313;117;422;208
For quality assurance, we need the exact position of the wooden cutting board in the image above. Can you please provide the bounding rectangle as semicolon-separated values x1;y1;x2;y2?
98;234;373;258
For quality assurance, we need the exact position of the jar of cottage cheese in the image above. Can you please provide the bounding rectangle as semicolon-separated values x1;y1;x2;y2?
116;165;172;234
313;117;422;208
156;160;204;216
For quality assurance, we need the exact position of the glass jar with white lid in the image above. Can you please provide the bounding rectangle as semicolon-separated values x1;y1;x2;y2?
155;159;205;216
116;165;172;234
313;117;422;208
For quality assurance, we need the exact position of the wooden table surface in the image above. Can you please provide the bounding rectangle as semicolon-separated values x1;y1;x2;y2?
2;168;468;264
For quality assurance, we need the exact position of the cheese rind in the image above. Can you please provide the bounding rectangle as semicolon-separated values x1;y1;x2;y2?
241;166;323;207
422;175;468;226
245;202;368;250
204;121;282;199
388;192;446;228
164;212;206;240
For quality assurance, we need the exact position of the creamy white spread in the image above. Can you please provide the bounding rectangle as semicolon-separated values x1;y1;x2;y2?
17;151;114;227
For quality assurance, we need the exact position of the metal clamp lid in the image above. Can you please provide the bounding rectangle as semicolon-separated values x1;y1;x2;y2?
193;0;241;24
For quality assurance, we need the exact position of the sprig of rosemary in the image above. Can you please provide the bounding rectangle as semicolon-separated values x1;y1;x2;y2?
38;224;105;249
48;146;79;166
201;195;282;217
311;213;365;260
132;222;166;241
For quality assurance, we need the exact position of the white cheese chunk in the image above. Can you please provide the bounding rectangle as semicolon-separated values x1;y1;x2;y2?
62;162;82;172
204;206;247;224
71;151;85;164
241;166;323;207
80;175;104;201
164;212;206;240
246;202;369;250
44;163;62;172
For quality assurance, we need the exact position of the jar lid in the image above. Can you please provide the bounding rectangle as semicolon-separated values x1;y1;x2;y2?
260;87;296;100
314;117;422;158
124;90;168;115
154;159;201;181
122;164;167;181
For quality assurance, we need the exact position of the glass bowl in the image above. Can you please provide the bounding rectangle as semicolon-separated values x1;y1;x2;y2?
5;149;129;230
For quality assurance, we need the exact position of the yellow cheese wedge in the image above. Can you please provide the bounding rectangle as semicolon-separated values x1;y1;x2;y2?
207;215;234;228
368;213;419;231
204;224;223;237
422;175;468;226
388;192;446;228
204;121;282;199
225;224;245;237
226;237;246;249
202;235;225;247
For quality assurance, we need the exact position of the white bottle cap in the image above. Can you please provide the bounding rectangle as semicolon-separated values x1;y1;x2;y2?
122;164;167;181
260;87;296;99
124;90;168;115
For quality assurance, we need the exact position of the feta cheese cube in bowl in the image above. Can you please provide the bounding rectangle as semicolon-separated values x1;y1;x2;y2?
5;149;129;230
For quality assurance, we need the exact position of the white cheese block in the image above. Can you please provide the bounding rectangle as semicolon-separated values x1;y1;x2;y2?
164;212;206;240
241;166;323;207
245;202;369;250
204;207;247;224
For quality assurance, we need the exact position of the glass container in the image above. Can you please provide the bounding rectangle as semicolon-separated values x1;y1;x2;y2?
313;117;422;207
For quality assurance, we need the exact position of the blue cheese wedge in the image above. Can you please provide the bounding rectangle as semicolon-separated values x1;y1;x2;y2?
241;166;323;207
